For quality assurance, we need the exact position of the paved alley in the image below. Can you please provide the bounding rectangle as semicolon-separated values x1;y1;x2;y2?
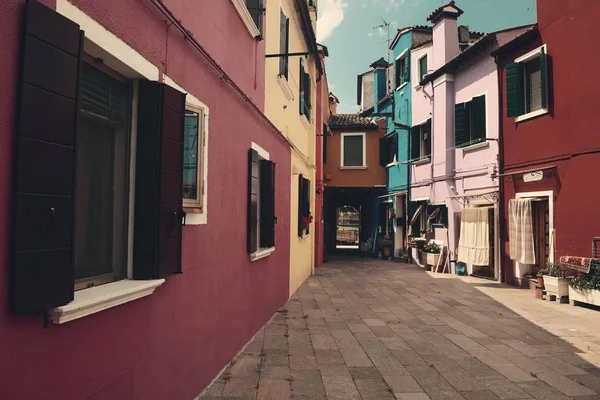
199;258;600;400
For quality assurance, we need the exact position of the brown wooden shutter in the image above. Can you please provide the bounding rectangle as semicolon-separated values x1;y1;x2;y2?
247;149;259;253
259;161;276;248
134;82;186;279
11;0;83;314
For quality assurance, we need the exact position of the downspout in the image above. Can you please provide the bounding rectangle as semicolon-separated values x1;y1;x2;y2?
429;81;435;203
495;54;506;283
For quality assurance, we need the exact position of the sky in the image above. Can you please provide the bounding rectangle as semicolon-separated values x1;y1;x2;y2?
317;0;537;114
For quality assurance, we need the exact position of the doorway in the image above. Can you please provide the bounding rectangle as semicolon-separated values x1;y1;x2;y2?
336;205;360;250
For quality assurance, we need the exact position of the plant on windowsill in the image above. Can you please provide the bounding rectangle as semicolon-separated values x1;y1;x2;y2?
301;215;313;230
541;262;573;299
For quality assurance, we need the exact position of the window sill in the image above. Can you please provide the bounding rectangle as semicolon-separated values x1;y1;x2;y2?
278;75;294;101
386;161;399;168
413;158;431;166
340;166;367;170
461;141;489;153
183;206;207;225
49;279;165;324
515;108;548;123
230;0;261;38
300;114;311;129
250;247;275;261
395;82;408;91
300;234;311;240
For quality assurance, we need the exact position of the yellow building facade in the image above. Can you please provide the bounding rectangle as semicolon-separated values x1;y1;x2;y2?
264;0;318;296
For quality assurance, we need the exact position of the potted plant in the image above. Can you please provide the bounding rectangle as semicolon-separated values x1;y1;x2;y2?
422;242;441;268
395;250;409;263
379;238;393;259
569;273;600;307
542;263;572;299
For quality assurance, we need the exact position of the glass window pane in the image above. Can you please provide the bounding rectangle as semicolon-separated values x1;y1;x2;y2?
525;58;542;113
183;111;200;200
75;64;129;283
343;135;363;166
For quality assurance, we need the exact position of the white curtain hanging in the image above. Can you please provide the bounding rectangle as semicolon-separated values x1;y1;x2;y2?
508;198;536;265
457;207;490;266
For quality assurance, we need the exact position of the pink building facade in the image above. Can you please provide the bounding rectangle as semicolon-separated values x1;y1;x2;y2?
0;0;292;399
411;1;532;279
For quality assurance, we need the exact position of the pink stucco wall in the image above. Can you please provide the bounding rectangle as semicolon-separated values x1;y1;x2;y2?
454;53;499;194
0;1;290;399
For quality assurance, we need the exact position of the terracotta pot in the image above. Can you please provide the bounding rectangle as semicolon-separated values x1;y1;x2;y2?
383;248;391;257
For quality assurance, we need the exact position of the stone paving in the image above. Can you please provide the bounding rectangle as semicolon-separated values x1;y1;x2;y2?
198;257;600;400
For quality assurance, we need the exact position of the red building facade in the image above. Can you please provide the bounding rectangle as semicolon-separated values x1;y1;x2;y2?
495;0;600;284
0;0;291;399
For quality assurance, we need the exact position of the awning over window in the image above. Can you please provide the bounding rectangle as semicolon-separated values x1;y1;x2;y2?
409;205;423;226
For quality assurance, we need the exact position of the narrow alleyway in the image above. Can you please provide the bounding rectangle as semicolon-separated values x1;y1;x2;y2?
199;259;600;400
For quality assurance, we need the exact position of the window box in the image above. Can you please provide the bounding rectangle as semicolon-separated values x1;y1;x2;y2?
569;286;600;307
543;275;571;299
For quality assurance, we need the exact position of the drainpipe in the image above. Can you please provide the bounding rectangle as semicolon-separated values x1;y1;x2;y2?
495;55;506;283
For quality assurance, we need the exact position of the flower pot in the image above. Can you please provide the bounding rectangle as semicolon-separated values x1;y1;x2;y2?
543;275;571;298
424;252;441;267
569;286;600;306
383;248;391;258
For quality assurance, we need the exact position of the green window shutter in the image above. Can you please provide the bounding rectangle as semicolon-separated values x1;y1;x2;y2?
454;102;470;147
540;48;548;109
419;55;428;82
410;126;420;160
297;175;304;236
506;62;524;117
471;95;486;142
424;119;432;157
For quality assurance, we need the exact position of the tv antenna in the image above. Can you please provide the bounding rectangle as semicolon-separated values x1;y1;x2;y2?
372;18;393;92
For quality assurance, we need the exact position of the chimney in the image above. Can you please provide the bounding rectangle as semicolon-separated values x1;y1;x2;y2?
369;57;388;112
328;93;339;114
428;1;463;70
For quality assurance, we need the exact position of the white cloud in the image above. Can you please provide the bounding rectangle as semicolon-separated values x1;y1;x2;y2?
317;0;348;42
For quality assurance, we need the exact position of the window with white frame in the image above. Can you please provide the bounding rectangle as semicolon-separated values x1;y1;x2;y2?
183;106;206;209
506;45;550;120
247;145;276;258
11;0;187;316
341;133;366;167
278;8;290;79
395;51;410;88
231;0;264;39
410;120;431;161
419;54;428;82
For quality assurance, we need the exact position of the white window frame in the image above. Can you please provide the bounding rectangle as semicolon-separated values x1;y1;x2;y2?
230;0;261;38
164;76;210;225
340;132;366;169
456;91;489;150
418;53;428;83
52;0;165;324
250;142;276;261
412;118;431;164
514;44;549;123
395;48;409;90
